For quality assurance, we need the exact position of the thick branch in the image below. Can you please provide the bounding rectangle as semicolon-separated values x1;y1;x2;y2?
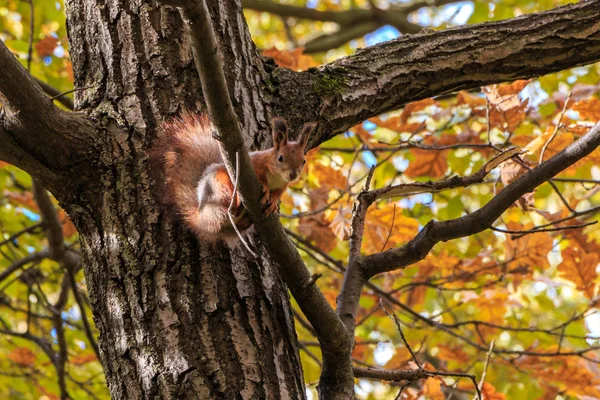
275;0;600;145
365;122;600;276
0;41;94;188
169;0;353;397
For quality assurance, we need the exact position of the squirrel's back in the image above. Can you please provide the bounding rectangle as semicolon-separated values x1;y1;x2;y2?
161;112;231;242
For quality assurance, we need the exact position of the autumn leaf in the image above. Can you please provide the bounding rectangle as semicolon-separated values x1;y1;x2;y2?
8;347;36;367
573;97;600;121
504;222;553;274
404;148;448;178
298;215;337;253
370;116;423;136
483;80;530;111
329;205;352;240
262;47;318;71
35;36;59;57
422;377;444;400
400;98;437;125
0;161;8;168
558;247;598;298
362;206;419;254
436;345;470;365
482;382;506;400
5;191;39;211
71;353;98;366
309;163;347;190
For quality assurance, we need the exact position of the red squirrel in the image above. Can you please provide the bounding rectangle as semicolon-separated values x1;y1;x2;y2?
159;112;315;244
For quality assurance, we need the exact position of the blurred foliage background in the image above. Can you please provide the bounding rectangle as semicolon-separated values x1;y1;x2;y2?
2;0;600;399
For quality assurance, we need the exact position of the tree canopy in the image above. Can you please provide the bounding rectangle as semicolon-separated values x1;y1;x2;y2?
1;0;600;399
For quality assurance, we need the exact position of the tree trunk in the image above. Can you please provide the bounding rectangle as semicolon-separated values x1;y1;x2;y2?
60;0;305;398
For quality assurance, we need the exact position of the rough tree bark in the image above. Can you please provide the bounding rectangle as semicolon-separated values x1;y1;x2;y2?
1;0;599;399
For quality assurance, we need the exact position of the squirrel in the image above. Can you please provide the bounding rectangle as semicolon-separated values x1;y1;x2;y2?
159;112;315;244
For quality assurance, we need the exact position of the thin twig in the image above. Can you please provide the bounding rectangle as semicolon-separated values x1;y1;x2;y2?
49;85;95;100
475;339;495;399
380;204;396;251
380;299;421;369
227;152;257;257
539;92;571;164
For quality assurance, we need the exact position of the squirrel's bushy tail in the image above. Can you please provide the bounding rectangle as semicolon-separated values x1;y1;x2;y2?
161;112;229;243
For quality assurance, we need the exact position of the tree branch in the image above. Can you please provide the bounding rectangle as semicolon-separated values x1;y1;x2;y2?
275;0;600;145
0;41;95;189
364;122;600;276
164;0;353;397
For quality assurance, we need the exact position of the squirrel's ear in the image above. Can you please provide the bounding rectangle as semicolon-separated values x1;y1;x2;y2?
272;118;288;149
299;122;316;150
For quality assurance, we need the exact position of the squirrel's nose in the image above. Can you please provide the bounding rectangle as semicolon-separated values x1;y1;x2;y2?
290;171;298;181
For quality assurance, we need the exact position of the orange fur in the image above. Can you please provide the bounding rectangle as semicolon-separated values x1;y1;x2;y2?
157;112;315;244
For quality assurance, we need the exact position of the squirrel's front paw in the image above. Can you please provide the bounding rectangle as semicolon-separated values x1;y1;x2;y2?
264;199;279;216
260;188;270;206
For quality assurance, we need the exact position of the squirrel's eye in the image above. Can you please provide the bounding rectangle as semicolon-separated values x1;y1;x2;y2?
277;155;284;163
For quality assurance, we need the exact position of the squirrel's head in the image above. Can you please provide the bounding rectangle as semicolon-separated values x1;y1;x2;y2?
271;118;316;182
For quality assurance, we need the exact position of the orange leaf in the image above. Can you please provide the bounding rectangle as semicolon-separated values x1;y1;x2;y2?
35;36;59;58
558;247;598;298
456;90;486;114
309;163;347;190
262;47;318;71
482;382;506;400
573;97;600;121
298;215;337;253
483;80;530;110
362;206;418;253
71;352;98;366
0;161;8;168
58;209;77;237
8;347;36;366
405;148;448;178
422;377;445;400
505;222;553;274
436;345;470;364
400;98;436;125
5;192;39;211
